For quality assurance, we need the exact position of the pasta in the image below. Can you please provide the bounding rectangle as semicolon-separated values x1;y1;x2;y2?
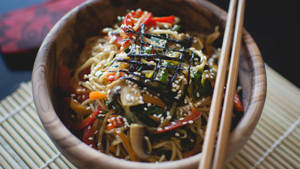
59;9;244;162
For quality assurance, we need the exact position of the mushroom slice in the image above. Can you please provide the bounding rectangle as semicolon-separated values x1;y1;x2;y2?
129;123;150;160
120;85;143;107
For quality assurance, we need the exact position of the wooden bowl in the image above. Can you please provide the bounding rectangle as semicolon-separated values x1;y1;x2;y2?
32;0;266;168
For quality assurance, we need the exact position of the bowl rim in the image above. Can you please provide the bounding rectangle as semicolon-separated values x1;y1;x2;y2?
32;0;266;168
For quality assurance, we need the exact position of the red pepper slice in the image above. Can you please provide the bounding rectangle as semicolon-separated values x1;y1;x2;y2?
76;108;102;130
105;72;124;83
155;108;202;134
142;12;154;26
122;10;145;32
82;125;96;148
121;10;175;36
121;39;131;51
151;16;175;24
234;93;244;112
107;115;125;131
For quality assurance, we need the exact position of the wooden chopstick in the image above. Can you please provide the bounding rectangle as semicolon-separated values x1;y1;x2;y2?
212;0;246;168
198;0;245;168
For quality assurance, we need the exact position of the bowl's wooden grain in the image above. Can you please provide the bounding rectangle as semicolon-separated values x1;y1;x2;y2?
32;0;266;168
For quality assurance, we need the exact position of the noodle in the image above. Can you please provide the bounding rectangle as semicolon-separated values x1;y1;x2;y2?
59;9;244;162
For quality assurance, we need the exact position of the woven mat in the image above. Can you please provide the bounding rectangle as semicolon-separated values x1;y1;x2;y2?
0;66;299;169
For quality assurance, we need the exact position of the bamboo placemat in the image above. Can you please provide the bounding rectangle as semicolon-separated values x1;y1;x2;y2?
0;66;299;169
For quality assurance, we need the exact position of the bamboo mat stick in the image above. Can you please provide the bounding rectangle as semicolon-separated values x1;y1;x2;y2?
8;94;69;169
0;144;20;169
0;121;39;168
0;83;76;169
212;0;245;168
199;0;238;168
20;83;76;169
17;85;73;169
0;134;28;168
1;99;59;169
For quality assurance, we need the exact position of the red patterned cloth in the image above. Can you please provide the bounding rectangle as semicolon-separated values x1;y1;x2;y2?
0;0;85;55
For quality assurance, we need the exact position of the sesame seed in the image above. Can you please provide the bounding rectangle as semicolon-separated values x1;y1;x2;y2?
130;96;135;101
175;132;180;137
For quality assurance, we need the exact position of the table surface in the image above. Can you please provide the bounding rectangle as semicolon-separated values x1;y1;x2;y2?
0;0;299;100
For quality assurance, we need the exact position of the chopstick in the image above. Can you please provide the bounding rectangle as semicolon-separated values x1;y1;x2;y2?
198;0;246;169
212;0;246;168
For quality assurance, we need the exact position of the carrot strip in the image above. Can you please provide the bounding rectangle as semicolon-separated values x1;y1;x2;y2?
70;98;91;115
114;129;137;161
89;91;106;101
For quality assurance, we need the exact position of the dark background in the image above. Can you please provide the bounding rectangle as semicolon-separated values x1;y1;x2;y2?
0;0;299;100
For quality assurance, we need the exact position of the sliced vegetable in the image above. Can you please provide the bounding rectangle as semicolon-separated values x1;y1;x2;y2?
89;91;106;101
82;125;96;148
122;10;151;33
70;98;92;115
120;85;143;107
76;108;102;130
155;108;202;134
234;93;244;112
145;71;154;78
122;10;175;35
151;16;175;23
144;46;153;54
172;24;181;32
142;94;166;108
105;72;123;83
159;68;168;83
107;115;125;131
129;124;149;159
114;129;137;161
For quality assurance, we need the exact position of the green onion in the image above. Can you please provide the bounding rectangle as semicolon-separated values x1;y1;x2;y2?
144;46;152;54
124;47;130;53
172;25;181;32
160;68;168;83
